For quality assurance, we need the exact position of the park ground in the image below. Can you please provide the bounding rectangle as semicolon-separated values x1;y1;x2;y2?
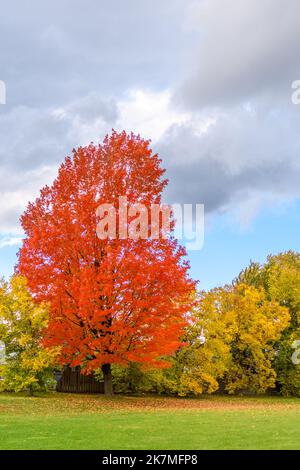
0;393;299;450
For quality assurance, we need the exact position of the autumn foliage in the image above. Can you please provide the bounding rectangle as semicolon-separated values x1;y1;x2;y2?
0;276;59;395
110;283;290;396
18;131;195;391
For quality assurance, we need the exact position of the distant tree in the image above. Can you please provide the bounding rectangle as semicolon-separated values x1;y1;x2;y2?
0;276;59;395
186;284;290;395
18;131;195;395
236;251;300;396
111;283;290;397
234;260;262;288
0;342;5;364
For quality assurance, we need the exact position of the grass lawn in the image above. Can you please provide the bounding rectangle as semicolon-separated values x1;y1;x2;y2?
0;393;299;450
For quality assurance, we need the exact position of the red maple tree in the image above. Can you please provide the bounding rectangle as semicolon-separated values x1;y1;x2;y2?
18;131;196;394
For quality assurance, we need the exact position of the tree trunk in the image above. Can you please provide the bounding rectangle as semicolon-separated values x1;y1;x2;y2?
102;363;113;396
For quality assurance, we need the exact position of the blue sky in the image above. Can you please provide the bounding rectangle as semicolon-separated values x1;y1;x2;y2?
189;199;300;289
0;0;300;289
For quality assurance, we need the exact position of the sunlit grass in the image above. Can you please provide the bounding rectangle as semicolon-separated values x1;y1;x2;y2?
0;393;299;450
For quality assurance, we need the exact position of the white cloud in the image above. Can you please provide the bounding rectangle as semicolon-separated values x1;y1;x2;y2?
0;236;23;249
117;89;190;141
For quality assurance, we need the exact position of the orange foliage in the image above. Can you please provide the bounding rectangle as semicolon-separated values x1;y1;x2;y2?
18;131;195;373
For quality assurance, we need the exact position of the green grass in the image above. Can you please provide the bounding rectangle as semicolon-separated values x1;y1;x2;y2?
0;393;299;450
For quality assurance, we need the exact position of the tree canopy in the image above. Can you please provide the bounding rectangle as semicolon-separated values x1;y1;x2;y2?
18;131;195;394
0;276;59;394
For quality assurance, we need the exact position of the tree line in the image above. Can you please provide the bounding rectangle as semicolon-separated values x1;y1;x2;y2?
1;251;299;396
0;132;299;396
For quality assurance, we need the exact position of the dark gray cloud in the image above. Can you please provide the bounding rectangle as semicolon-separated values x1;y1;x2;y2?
174;0;300;109
0;95;118;233
158;0;300;221
0;0;188;109
158;102;300;217
0;94;118;172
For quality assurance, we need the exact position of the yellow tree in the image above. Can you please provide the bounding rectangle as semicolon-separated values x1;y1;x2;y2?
172;291;235;396
223;284;290;393
237;251;300;396
100;283;291;397
189;284;290;395
0;276;59;395
263;252;300;395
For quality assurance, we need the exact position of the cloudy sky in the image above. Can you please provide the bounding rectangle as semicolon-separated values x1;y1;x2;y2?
0;0;300;288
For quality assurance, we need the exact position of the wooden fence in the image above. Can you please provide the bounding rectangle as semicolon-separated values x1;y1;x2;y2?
56;366;104;394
